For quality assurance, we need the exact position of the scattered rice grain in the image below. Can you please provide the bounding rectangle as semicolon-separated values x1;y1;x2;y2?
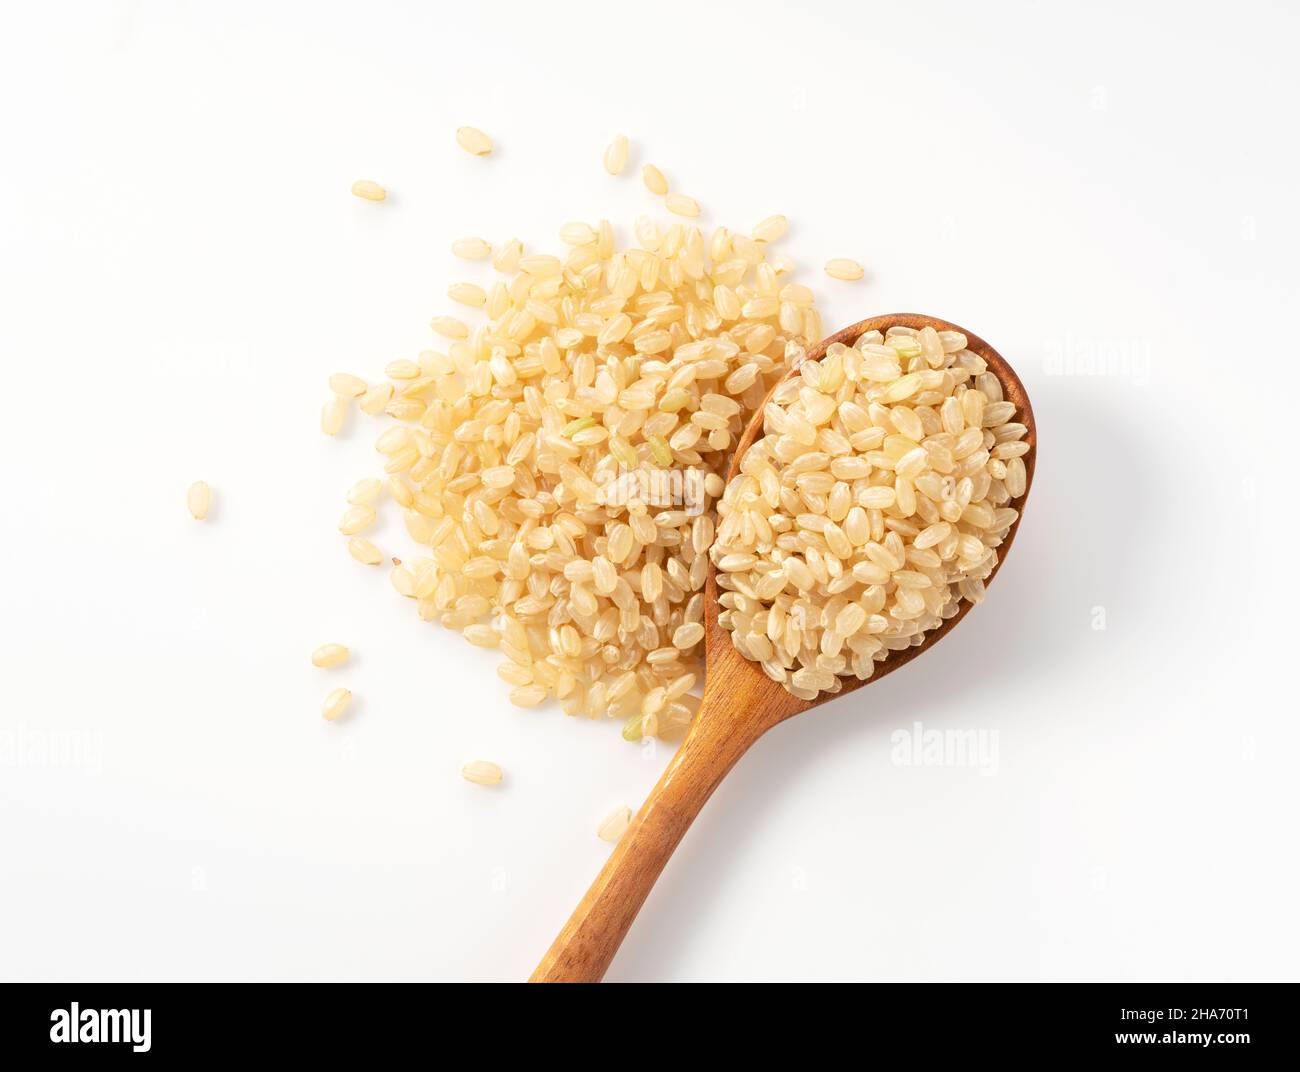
753;215;787;242
338;505;376;535
348;537;383;565
461;760;503;785
597;806;633;843
187;481;211;520
321;396;348;436
451;237;492;261
825;258;865;281
642;164;669;195
350;180;386;202
330;373;367;398
603;135;629;176
312;644;350;668
456;126;493;156
322;688;352;721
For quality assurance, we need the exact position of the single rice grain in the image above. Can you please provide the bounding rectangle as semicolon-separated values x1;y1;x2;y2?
597;806;633;843
665;193;700;218
456;126;493;156
338;505;376;535
321;396;348;436
347;537;383;565
825;258;865;281
187;481;211;520
350;180;386;202
311;644;350;668
322;688;352;721
603;135;629;176
330;373;367;398
451;237;492;261
461;760;503;785
753;215;787;242
642;164;669;195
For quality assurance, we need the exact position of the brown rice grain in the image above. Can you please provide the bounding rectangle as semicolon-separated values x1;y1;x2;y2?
642;164;669;195
321;396;348;436
333;176;820;738
824;258;865;281
330;373;367;398
597;806;633;843
451;237;492;260
461;760;503;785
455;127;493;156
603;135;629;176
311;644;350;668
322;688;352;721
350;180;386;202
347;537;383;565
186;481;211;520
753;215;787;243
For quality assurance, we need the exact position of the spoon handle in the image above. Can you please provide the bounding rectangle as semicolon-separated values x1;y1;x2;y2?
528;696;766;983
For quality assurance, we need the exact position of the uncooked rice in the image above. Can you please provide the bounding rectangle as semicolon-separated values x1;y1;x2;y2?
603;136;629;176
642;164;669;196
461;760;503;785
597;806;633;843
311;643;350;668
456;126;493;156
348;537;383;565
331;373;367;398
328;183;824;739
347;478;382;505
448;282;488;308
187;481;211;520
753;215;787;243
824;258;864;281
452;237;493;261
710;323;1027;700
321;395;348;436
338;505;376;536
322;687;352;721
351;180;387;202
665;193;701;218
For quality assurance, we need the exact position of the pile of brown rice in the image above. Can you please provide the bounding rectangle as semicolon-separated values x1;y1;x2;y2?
330;196;825;739
710;325;1027;700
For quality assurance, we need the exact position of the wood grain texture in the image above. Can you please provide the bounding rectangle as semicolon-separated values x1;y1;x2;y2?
529;314;1035;982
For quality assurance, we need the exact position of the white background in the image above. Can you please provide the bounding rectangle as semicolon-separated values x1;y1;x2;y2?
2;0;1297;982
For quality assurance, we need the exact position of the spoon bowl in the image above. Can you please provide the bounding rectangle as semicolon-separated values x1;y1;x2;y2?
531;313;1035;982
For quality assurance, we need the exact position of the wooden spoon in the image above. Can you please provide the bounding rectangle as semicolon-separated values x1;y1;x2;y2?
530;313;1036;982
